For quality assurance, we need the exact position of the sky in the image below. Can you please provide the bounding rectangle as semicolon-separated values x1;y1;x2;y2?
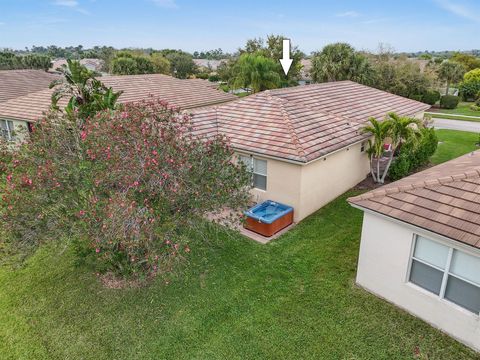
0;0;479;54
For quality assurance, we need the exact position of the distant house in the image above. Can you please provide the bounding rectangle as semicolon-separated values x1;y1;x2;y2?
50;58;105;73
349;152;480;351
193;59;226;72
192;81;429;222
298;59;312;85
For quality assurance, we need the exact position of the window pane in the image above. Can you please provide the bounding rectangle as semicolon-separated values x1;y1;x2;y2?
253;159;267;175
0;120;9;140
409;259;443;295
450;250;480;286
253;174;266;191
414;236;449;269
445;275;480;314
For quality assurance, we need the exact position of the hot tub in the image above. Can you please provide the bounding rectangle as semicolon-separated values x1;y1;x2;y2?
244;200;294;237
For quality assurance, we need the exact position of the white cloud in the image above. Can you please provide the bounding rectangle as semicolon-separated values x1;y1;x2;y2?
336;11;360;18
53;0;79;7
434;0;479;22
151;0;178;9
52;0;89;14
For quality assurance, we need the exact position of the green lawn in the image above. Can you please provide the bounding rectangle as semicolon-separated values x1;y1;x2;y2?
1;192;479;359
427;113;480;122
429;102;480;118
431;129;479;165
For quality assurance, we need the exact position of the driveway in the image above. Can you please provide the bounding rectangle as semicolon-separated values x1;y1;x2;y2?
431;117;480;133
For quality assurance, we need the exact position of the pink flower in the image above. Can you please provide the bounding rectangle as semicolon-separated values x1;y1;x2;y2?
95;248;100;253
80;131;87;141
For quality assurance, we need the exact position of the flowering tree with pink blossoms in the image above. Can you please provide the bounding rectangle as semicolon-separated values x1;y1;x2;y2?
0;100;251;277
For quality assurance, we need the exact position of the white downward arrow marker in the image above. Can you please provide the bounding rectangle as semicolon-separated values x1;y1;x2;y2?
280;39;293;76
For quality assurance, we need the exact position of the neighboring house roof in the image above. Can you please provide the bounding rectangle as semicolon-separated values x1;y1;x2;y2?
0;74;236;122
186;78;219;89
50;58;105;72
193;59;225;70
191;81;430;163
300;59;312;81
349;151;480;249
0;69;59;103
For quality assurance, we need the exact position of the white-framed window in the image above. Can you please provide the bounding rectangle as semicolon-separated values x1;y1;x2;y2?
239;155;267;191
409;235;480;314
0;120;15;141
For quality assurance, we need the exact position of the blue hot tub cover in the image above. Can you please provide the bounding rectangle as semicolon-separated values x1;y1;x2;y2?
244;200;293;224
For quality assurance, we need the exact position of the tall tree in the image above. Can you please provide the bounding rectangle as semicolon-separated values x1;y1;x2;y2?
231;54;281;93
165;52;197;79
240;35;304;86
438;60;465;95
310;43;374;84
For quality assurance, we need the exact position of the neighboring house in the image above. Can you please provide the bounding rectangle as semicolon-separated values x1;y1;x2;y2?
50;58;105;73
348;151;480;352
192;81;430;222
0;69;59;142
299;59;312;85
0;73;236;142
193;59;226;72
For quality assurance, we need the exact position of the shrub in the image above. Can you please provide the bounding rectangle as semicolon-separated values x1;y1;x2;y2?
388;128;438;181
459;79;480;100
409;94;423;102
208;74;220;82
422;89;441;105
439;95;460;109
1;101;251;278
470;104;480;112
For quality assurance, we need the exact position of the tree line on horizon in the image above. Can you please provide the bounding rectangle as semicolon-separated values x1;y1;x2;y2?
2;37;480;104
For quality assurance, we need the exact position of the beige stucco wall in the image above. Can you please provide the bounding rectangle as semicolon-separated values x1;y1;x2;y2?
297;141;370;221
356;211;480;352
248;156;303;221
242;141;370;222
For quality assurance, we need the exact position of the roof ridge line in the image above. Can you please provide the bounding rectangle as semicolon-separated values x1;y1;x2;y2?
349;163;480;202
265;92;308;162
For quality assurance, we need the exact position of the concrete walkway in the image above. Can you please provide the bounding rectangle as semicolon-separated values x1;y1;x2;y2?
431;117;480;133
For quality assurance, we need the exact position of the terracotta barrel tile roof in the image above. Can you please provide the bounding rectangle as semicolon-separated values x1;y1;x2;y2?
0;70;59;103
191;81;429;163
348;151;480;249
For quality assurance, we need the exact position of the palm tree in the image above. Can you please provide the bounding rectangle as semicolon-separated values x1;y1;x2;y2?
50;59;122;120
437;61;465;95
363;113;423;184
362;118;392;183
231;54;281;93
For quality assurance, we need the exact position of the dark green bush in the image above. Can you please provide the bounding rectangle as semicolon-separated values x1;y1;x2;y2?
440;95;460;109
409;94;423;102
388;128;438;181
459;80;480;100
422;90;441;105
208;74;220;82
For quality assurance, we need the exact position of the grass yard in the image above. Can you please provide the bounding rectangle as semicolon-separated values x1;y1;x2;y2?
428;102;480;119
431;129;479;165
427;113;480;122
1;191;479;360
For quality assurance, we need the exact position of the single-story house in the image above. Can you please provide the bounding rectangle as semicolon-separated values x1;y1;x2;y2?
191;81;429;222
348;151;480;351
0;69;60;142
1;76;429;223
0;73;236;143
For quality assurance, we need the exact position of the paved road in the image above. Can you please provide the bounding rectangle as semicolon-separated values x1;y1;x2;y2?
431;117;480;133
